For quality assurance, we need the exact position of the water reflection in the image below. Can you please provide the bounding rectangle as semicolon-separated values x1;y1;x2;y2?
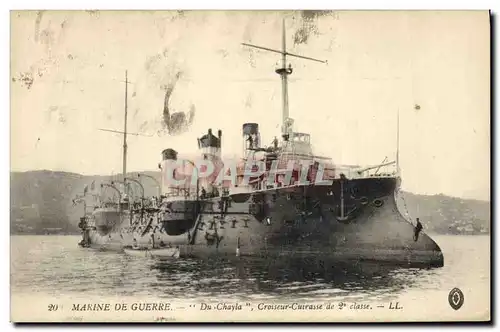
10;236;442;302
11;235;487;307
146;255;437;301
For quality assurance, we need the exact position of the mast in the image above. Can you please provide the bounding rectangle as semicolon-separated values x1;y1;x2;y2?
98;71;153;199
123;70;129;193
241;18;326;140
279;19;289;138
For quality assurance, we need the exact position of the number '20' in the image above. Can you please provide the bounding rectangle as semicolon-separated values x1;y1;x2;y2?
48;304;58;311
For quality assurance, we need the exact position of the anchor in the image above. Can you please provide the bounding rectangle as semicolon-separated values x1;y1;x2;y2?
335;174;368;223
336;174;349;222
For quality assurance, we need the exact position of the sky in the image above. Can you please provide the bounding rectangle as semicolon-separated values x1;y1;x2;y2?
10;10;490;200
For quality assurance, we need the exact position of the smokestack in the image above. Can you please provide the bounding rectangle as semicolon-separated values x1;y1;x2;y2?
218;129;222;150
161;148;178;161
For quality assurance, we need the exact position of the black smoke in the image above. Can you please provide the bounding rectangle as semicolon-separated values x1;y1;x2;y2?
161;71;195;136
293;10;337;46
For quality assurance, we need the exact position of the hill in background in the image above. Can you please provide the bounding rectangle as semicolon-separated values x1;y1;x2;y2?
10;170;490;235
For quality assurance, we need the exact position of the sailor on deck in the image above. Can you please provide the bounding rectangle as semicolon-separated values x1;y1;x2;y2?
414;218;423;241
272;136;278;149
247;135;254;149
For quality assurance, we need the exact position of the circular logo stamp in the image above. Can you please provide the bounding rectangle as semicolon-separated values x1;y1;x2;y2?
448;287;464;310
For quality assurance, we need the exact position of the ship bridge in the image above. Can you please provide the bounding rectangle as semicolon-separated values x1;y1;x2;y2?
197;128;222;159
281;132;314;158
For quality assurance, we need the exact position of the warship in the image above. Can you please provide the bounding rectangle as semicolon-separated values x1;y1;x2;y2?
77;20;444;267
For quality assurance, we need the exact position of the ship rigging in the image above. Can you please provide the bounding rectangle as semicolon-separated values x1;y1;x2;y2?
75;17;443;268
242;19;327;147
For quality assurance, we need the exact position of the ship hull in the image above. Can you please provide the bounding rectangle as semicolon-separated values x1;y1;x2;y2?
92;207;129;237
82;177;443;267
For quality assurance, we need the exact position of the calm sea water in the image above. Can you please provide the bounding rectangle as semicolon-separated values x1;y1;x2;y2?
10;235;490;304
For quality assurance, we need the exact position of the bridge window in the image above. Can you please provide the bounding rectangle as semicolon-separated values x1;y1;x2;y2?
293;133;310;144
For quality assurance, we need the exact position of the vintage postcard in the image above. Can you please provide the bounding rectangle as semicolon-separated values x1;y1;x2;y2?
10;10;490;322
